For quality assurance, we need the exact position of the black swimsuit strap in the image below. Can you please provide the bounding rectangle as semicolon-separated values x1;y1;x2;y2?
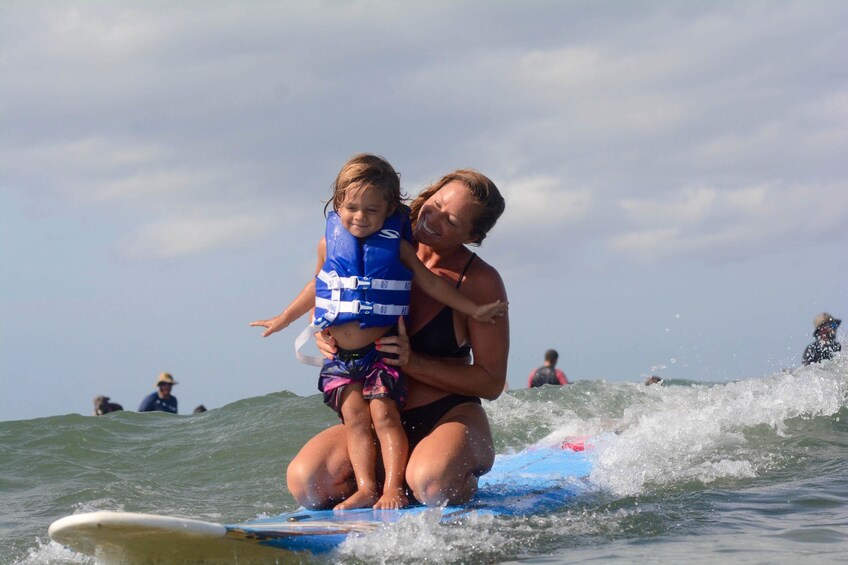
456;253;477;288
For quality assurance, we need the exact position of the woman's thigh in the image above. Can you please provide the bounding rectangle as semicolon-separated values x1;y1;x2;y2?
286;424;355;509
405;402;494;506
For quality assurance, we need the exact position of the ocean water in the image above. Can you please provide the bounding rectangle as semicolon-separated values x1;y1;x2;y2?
3;356;847;564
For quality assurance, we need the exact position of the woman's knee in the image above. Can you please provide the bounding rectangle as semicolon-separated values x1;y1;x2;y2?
286;457;310;502
287;457;347;509
406;411;494;506
406;457;464;506
405;461;441;506
408;470;477;507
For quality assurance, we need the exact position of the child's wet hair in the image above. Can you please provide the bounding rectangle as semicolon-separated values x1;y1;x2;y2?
325;154;405;216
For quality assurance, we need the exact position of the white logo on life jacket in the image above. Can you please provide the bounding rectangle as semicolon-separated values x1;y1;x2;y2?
378;229;400;239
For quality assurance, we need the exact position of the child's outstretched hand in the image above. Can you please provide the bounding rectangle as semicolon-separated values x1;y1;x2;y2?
249;315;289;337
472;300;508;323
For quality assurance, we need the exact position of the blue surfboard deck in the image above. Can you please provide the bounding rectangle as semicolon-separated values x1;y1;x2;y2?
49;442;592;560
225;444;592;553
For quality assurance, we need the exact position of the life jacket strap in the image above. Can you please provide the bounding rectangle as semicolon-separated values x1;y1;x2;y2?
315;297;409;317
294;325;327;367
317;270;412;292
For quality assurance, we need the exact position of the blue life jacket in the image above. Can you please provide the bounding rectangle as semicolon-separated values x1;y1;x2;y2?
312;209;413;330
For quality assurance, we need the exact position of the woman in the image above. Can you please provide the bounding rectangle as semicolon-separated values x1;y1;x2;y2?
286;169;508;508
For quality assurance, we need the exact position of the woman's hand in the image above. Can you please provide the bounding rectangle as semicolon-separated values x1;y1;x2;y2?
314;328;338;360
376;316;411;367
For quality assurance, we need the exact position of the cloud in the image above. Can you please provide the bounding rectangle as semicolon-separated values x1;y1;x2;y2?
1;135;214;201
499;175;591;231
120;213;277;259
3;0;847;268
610;182;848;262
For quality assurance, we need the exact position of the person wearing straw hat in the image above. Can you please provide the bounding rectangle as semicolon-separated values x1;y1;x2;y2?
802;312;842;366
138;372;179;414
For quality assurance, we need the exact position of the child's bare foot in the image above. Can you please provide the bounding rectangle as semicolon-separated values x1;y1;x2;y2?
373;488;408;510
334;488;378;510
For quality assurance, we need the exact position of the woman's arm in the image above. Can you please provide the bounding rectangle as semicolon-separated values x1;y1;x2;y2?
379;260;509;401
404;320;509;401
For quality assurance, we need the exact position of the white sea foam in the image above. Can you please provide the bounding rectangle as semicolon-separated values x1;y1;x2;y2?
589;359;848;496
337;508;510;565
12;540;92;565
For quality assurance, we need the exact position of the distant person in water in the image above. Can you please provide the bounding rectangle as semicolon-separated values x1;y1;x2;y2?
645;376;663;386
138;372;178;414
528;349;569;387
94;395;123;415
803;312;842;365
193;405;207;413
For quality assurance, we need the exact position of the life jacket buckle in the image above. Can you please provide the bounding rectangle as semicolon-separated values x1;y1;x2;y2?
351;301;373;315
355;277;372;289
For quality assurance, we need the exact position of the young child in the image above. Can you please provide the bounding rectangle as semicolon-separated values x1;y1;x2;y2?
251;154;507;510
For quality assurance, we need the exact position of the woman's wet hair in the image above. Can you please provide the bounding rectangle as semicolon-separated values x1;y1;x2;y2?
409;169;505;245
325;153;405;216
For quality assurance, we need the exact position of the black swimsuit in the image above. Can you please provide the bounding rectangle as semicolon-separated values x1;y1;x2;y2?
408;253;477;358
401;253;482;449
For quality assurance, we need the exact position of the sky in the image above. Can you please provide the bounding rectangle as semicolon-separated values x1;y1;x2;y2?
1;1;846;423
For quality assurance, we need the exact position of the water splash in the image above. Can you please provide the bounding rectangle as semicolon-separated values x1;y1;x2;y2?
589;360;848;496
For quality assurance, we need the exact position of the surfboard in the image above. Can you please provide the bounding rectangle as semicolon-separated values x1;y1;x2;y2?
49;440;592;561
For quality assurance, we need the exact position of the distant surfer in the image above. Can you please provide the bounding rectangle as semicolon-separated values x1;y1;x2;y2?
803;312;841;365
93;396;123;415
275;166;507;511
137;372;178;414
528;349;569;387
251;155;506;510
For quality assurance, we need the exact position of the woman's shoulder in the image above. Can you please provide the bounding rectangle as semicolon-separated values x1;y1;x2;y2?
464;253;506;294
468;252;502;278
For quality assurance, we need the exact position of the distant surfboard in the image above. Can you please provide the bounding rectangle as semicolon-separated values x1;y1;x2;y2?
49;440;592;560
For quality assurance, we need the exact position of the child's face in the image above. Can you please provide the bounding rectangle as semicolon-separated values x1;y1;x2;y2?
338;184;391;239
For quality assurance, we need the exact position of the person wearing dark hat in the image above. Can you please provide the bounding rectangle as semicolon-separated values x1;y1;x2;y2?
802;312;842;366
138;372;179;413
528;349;569;388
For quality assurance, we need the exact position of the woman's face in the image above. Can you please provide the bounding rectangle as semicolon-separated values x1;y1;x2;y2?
414;180;481;249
